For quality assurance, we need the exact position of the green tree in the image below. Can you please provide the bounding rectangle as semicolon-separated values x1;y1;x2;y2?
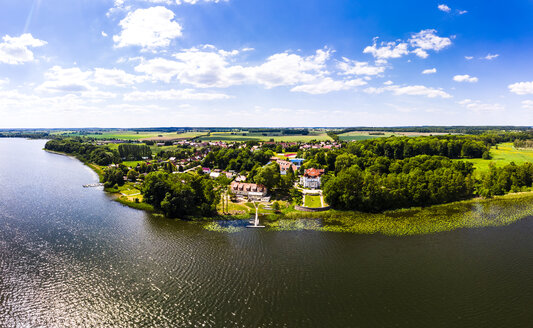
254;163;281;191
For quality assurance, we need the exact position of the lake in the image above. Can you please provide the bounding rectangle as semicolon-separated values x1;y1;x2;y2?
1;138;532;327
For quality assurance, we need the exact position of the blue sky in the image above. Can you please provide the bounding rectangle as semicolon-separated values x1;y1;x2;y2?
1;0;533;128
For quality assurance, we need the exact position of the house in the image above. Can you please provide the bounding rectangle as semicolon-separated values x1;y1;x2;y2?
278;160;298;175
230;182;268;201
300;168;325;189
202;167;211;174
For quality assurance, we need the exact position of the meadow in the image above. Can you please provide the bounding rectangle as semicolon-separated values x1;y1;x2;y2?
53;130;206;141
196;131;332;142
460;142;533;175
337;131;451;142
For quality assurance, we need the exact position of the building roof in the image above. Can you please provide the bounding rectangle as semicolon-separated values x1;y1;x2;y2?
304;168;325;178
230;181;267;193
278;160;297;172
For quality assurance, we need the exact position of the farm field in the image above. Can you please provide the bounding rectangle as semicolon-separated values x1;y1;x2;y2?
460;143;533;175
197;131;332;142
337;131;452;142
52;130;206;141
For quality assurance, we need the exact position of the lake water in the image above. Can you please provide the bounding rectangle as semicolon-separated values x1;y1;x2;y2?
1;138;533;327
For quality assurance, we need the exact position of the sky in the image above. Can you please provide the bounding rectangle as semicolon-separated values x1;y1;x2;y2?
1;0;533;128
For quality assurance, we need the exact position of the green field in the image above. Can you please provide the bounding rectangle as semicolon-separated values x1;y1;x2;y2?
304;195;322;208
197;131;332;142
337;131;451;142
53;130;206;141
460;143;533;175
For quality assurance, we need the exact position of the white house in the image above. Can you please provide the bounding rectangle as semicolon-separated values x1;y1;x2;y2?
300;168;325;189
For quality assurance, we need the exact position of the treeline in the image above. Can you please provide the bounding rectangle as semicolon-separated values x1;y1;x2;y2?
478;162;533;197
0;131;50;139
346;136;489;159
323;155;475;212
142;171;219;218
118;144;152;160
45;139;120;165
513;139;533;149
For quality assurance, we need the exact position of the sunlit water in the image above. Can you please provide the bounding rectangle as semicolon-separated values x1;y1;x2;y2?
1;139;532;327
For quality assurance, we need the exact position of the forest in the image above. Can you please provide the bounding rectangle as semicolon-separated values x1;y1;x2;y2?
44;138;120;165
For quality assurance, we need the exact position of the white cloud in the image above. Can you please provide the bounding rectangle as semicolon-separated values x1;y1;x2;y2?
113;6;183;50
453;74;478;83
388;85;451;98
363;40;409;60
0;33;47;64
438;4;451;13
93;68;145;86
338;58;386;76
36;66;145;94
422;68;437;74
458;10;468;15
484;53;499;60
365;84;451;98
123;88;231;101
101;31;108;37
412;48;429;59
290;78;366;94
465;56;474;60
0;78;8;88
383;80;393;85
409;29;452;57
509;81;533;95
37;66;94;93
521;100;533;109
136;47;333;89
364;30;451;61
459;99;504;112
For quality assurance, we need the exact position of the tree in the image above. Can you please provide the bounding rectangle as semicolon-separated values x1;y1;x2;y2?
254;163;281;191
127;169;139;182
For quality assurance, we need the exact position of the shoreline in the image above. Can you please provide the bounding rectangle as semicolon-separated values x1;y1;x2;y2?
46;148;533;235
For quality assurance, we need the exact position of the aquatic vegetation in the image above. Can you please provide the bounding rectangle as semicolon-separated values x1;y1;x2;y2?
204;222;244;233
267;218;323;231
274;193;533;236
203;192;533;235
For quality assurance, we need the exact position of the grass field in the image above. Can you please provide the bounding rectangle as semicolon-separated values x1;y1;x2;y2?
197;131;332;142
304;195;322;208
53;130;206;141
459;143;533;175
337;131;452;142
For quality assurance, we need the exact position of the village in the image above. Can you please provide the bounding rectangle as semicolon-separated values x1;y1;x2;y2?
100;139;338;213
